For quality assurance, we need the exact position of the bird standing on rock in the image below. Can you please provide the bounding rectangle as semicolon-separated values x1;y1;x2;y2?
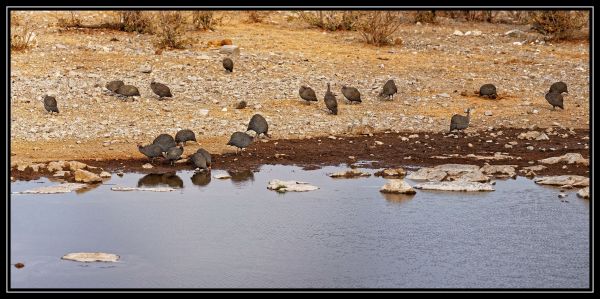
545;91;564;110
341;85;362;104
153;134;177;152
379;79;397;100
175;129;196;146
479;84;497;99
138;143;163;163
43;95;59;114
247;114;270;139
223;57;234;72
324;83;338;115
299;86;318;104
227;132;253;155
150;81;172;99
163;146;184;166
450;108;472;133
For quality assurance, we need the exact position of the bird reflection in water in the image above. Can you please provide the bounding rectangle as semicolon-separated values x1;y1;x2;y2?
138;172;183;189
191;171;212;187
227;169;255;187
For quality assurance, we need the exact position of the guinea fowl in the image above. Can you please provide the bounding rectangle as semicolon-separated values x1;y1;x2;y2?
190;152;209;171
247;114;270;138
450;108;472;132
106;80;124;93
324;83;338;115
43;95;59;114
153;134;177;152
223;57;234;72
195;148;212;169
116;85;140;97
175;129;196;145
150;81;172;99
227;132;253;155
138;143;163;163
549;81;568;94
163;145;184;166
299;86;318;103
545;91;564;110
479;84;497;99
341;86;362;104
379;79;397;100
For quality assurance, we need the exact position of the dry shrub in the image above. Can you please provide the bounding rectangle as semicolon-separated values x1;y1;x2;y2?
464;10;494;22
529;11;588;40
299;11;360;31
357;11;402;46
414;11;436;23
119;10;153;33
57;11;82;28
11;13;38;51
245;11;268;23
155;11;189;49
192;11;222;31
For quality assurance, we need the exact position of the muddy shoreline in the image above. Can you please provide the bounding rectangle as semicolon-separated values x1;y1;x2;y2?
11;127;590;181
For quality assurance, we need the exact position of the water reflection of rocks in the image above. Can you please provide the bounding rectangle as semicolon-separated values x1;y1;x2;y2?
191;171;211;187
227;169;255;187
138;173;184;189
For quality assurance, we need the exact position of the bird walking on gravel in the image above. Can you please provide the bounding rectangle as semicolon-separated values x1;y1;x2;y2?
163;145;184;166
247;114;270;139
223;57;234;72
106;80;124;93
299;86;318;104
150;81;172;100
545;91;564;110
324;83;338;115
153;134;177;152
379;79;397;100
478;84;497;99
43;95;59;114
175;129;196;146
227;132;253;155
116;84;141;98
137;143;163;163
450;108;472;133
549;81;568;94
341;85;362;104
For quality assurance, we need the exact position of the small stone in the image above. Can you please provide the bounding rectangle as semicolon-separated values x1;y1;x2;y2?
99;171;112;178
468;143;473;148
198;109;209;116
139;64;152;73
484;111;493;116
380;179;416;194
453;30;464;36
527;146;534;151
142;163;153;169
74;169;102;184
375;141;384;145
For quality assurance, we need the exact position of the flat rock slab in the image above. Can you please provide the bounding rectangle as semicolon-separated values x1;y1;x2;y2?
534;175;589;187
414;182;495;192
213;173;232;179
111;186;175;192
374;168;407;178
13;183;88;194
577;187;589;199
267;180;319;192
62;252;119;263
538;153;588;165
380;179;416;194
465;153;514;160
328;169;371;178
480;164;517;178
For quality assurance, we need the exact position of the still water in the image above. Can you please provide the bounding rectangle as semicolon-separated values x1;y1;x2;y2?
10;165;589;289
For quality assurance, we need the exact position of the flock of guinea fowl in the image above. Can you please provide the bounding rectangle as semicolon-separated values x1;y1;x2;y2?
39;56;569;172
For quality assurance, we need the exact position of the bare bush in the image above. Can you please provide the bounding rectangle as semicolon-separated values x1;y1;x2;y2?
299;11;360;31
119;10;153;33
245;11;268;23
413;11;436;23
57;11;82;28
529;11;588;40
357;11;402;46
192;11;222;31
155;11;189;49
11;13;38;51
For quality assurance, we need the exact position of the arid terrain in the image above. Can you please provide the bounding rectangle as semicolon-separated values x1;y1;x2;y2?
10;11;590;178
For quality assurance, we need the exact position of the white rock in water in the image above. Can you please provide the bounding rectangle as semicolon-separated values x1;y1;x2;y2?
142;163;153;169
380;179;416;194
111;186;175;192
62;252;119;263
407;167;448;181
74;169;102;183
267;180;318;192
577;187;589;199
328;169;371;178
480;165;517;178
534;175;589;187
538;153;588;165
99;171;112;178
53;170;70;177
375;168;407;178
13;183;87;194
219;45;240;55
213;173;231;179
414;182;495;192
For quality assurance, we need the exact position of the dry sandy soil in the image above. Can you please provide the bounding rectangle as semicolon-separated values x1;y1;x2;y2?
9;11;590;176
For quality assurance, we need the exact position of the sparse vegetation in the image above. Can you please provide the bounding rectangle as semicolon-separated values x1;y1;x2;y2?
11;14;37;52
413;11;436;23
299;11;360;31
155;11;189;49
57;11;82;28
118;10;153;33
245;11;268;23
192;11;222;31
529;11;588;40
357;11;402;46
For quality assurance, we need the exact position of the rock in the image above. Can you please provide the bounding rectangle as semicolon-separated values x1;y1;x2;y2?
518;131;543;140
435;164;481;176
374;141;384;145
538;153;588;165
414;182;495;192
480;165;517;178
453;30;464;36
213;173;231;179
267;180;319;193
61;252;119;263
47;161;67;172
13;183;87;194
99;171;112;178
199;109;209;116
521;165;547;172
527;146;534;151
484;111;493;116
142;163;153;169
472;30;482;36
328;169;371;178
28;163;47;172
437;93;450;98
111;187;175;192
534;175;589;187
454;170;490;183
407;167;447;181
374;168;407;178
67;161;88;171
53;170;70;177
74;169;102;183
535;133;550;141
139;64;152;73
380;179;416;194
219;45;240;55
577;187;589;199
